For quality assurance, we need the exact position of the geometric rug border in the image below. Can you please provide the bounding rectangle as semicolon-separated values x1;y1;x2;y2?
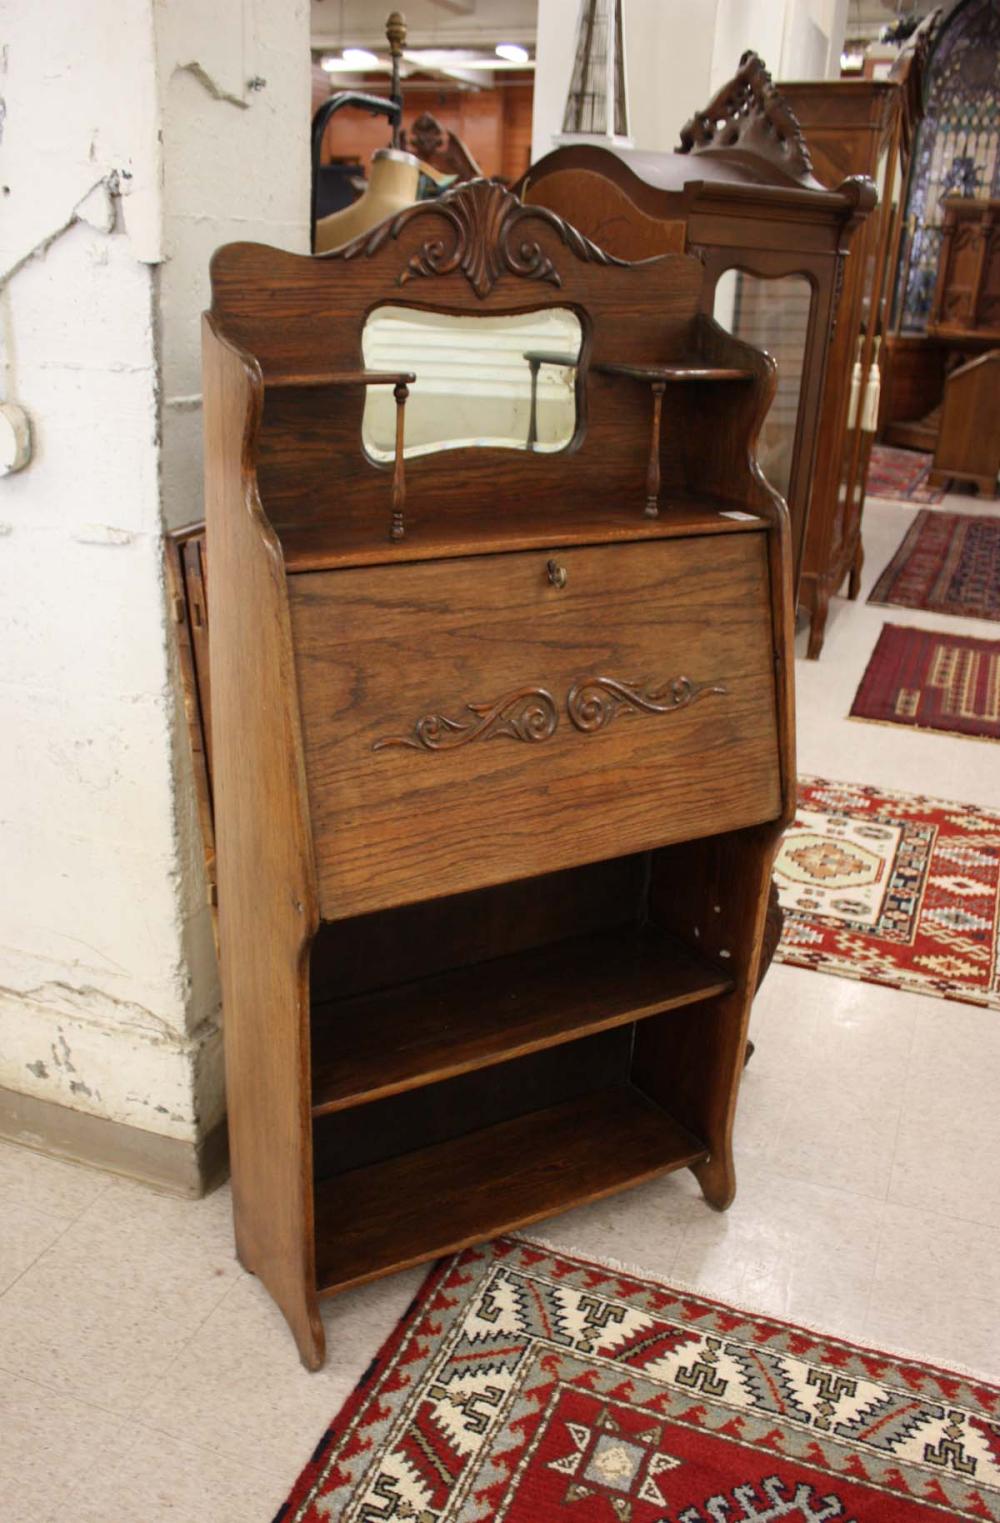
275;1235;1000;1523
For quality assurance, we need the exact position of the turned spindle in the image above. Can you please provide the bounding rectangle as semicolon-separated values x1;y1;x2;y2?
390;379;409;541
386;12;406;150
645;380;666;518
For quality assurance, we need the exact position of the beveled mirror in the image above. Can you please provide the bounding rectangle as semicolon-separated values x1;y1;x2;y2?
361;305;583;460
712;270;812;501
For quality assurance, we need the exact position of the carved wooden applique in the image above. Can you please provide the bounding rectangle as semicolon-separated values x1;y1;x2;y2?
373;688;560;752
373;675;728;752
566;675;728;732
343;178;630;299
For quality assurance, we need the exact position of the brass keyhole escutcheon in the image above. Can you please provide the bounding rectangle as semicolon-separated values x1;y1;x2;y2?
547;559;568;589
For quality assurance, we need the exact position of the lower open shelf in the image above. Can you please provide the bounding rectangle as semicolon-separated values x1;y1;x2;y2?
311;923;732;1116
313;1083;708;1297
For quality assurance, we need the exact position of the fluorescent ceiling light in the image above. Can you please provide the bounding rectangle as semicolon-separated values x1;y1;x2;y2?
320;54;368;72
342;47;380;68
404;49;533;72
495;43;529;63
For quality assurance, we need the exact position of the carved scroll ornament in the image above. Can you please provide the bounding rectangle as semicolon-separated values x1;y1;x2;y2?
373;673;727;753
373;687;559;752
343;177;629;299
567;675;727;732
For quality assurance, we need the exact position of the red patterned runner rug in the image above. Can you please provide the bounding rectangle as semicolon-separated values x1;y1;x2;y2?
276;1237;1000;1522
865;445;945;505
775;777;1000;1010
850;624;1000;741
868;511;1000;622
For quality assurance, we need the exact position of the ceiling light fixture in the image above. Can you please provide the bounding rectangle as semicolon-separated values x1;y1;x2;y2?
342;47;380;68
495;43;529;64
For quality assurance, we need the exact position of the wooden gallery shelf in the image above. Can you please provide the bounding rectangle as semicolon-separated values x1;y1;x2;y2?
310;923;733;1116
314;1084;708;1295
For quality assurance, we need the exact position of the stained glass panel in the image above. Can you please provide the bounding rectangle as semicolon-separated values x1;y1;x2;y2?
897;0;1000;331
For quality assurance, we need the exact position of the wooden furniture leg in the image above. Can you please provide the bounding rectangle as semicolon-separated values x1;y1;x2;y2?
807;582;831;660
848;539;864;600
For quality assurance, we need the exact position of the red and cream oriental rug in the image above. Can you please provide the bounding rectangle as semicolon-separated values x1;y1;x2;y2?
276;1237;1000;1522
774;777;1000;1010
865;445;945;505
868;511;1000;623
850;624;1000;741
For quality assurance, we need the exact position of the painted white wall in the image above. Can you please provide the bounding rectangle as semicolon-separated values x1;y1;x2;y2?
0;0;309;1149
157;0;311;535
533;0;848;163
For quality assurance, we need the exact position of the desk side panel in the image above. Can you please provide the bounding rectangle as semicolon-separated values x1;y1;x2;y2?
203;316;324;1370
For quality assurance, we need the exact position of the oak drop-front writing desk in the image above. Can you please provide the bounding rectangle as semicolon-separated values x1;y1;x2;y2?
202;179;795;1370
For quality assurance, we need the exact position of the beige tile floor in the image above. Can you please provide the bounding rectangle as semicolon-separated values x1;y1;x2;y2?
3;489;1000;1522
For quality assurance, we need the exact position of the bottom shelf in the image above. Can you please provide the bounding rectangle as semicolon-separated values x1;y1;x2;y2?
314;1084;707;1296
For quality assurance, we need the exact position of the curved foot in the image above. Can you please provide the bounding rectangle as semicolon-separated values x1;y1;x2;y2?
848;543;863;600
806;589;830;660
693;1152;735;1212
293;1301;327;1372
236;1237;325;1369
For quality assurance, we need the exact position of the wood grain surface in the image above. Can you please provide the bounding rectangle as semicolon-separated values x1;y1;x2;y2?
313;1084;708;1295
289;531;782;918
310;922;733;1115
202;316;325;1371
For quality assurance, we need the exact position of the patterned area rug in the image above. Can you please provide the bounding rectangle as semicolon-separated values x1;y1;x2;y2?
775;777;1000;1010
869;510;1000;622
277;1237;1000;1522
850;624;1000;741
866;444;945;505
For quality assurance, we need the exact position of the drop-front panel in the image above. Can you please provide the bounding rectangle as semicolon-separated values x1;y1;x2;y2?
288;529;781;919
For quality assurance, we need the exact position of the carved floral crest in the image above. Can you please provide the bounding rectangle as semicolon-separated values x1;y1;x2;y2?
341;178;629;299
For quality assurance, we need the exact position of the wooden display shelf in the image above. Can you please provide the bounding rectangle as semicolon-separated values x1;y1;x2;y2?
277;498;766;573
264;368;416;389
314;1083;708;1296
595;362;754;383
311;924;733;1117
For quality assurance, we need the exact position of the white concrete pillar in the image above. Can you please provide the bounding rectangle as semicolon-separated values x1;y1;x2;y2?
534;0;720;160
533;0;847;165
0;0;309;1191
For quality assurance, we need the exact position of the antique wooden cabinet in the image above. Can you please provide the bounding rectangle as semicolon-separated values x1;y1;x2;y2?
787;20;933;656
518;52;877;601
202;179;795;1369
928;350;1000;497
784;80;911;655
929;197;1000;345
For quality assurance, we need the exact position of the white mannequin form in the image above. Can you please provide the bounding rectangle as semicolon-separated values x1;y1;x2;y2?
314;147;421;253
